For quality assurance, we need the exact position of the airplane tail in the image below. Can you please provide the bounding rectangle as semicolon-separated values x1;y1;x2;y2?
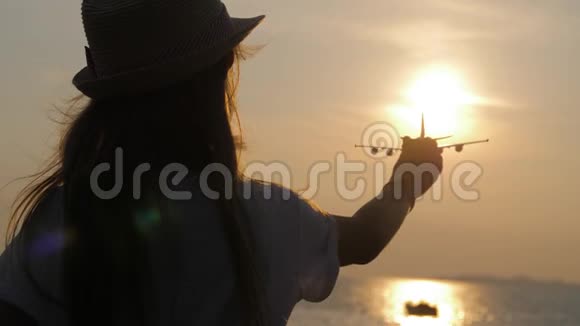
419;113;452;140
420;113;425;138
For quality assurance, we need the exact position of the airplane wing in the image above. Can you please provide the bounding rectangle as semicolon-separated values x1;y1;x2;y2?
438;139;490;149
355;138;488;155
433;135;453;141
354;144;403;156
354;145;403;150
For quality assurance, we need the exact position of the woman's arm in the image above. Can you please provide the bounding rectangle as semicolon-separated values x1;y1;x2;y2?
335;137;443;266
0;301;38;326
335;183;413;266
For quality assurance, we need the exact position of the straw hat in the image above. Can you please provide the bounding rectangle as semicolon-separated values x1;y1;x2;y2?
73;0;264;99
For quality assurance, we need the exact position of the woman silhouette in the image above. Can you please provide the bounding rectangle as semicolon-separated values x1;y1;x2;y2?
0;1;442;325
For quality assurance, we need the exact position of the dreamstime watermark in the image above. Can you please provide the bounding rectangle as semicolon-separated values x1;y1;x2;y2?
89;123;485;202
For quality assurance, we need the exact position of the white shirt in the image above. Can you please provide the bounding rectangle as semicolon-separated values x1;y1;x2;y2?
0;181;339;325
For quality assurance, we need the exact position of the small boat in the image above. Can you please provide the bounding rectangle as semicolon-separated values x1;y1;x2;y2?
405;301;438;317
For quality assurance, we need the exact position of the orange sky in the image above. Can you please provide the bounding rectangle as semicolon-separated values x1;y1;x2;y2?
1;0;579;283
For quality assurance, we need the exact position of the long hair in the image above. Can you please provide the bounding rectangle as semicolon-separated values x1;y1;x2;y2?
6;48;265;326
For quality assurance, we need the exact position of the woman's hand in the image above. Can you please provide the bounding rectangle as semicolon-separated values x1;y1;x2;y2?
390;136;443;200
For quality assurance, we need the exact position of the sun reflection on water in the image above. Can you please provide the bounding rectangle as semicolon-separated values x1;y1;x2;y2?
381;279;465;326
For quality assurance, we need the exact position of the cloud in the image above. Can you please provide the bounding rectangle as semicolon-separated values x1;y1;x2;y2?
258;0;580;54
344;20;494;52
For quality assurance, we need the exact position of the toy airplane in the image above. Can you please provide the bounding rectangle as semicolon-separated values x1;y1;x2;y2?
355;113;489;156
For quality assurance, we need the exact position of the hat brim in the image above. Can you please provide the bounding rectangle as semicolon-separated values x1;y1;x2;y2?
73;15;265;99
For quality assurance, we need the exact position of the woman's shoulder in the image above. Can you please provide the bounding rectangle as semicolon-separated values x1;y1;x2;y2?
238;179;329;226
238;179;323;213
239;179;297;202
238;180;298;227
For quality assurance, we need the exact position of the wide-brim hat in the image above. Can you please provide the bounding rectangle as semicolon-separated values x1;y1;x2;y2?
73;0;264;99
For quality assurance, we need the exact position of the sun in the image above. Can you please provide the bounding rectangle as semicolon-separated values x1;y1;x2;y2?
391;66;479;137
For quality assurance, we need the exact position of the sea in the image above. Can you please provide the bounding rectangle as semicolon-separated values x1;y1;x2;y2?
288;276;580;326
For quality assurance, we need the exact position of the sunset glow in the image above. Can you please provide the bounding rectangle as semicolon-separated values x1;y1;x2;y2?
391;66;480;137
